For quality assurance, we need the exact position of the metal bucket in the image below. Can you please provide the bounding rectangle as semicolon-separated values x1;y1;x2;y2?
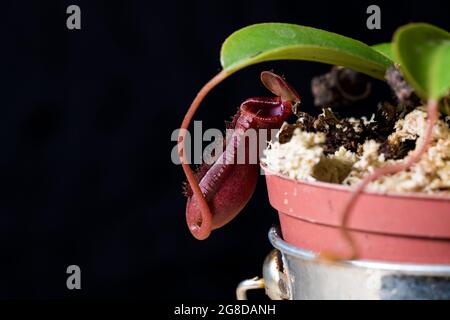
237;227;450;300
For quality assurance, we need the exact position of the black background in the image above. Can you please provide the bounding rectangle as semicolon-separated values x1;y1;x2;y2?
0;0;448;299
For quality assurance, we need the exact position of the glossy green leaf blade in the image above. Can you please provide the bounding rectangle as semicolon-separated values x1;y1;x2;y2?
372;42;396;62
220;23;393;80
393;23;450;100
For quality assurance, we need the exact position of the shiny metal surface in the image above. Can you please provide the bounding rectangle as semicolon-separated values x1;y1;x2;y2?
262;249;289;300
268;227;450;299
236;277;264;300
237;228;450;300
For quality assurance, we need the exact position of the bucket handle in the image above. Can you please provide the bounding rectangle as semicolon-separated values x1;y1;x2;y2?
236;249;291;300
236;277;265;300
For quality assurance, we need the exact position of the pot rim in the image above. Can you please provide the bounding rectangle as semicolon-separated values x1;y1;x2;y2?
261;164;450;202
269;227;450;273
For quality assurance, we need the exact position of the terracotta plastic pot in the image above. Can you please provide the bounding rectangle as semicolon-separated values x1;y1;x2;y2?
263;168;450;264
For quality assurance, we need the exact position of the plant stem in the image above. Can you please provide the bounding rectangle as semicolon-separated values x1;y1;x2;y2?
178;71;228;240
337;99;439;260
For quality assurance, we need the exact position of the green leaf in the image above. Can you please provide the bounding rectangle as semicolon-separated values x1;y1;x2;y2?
220;23;393;80
393;23;450;100
371;42;396;62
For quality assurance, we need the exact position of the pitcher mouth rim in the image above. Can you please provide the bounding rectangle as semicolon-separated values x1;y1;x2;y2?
268;227;450;272
261;164;450;202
